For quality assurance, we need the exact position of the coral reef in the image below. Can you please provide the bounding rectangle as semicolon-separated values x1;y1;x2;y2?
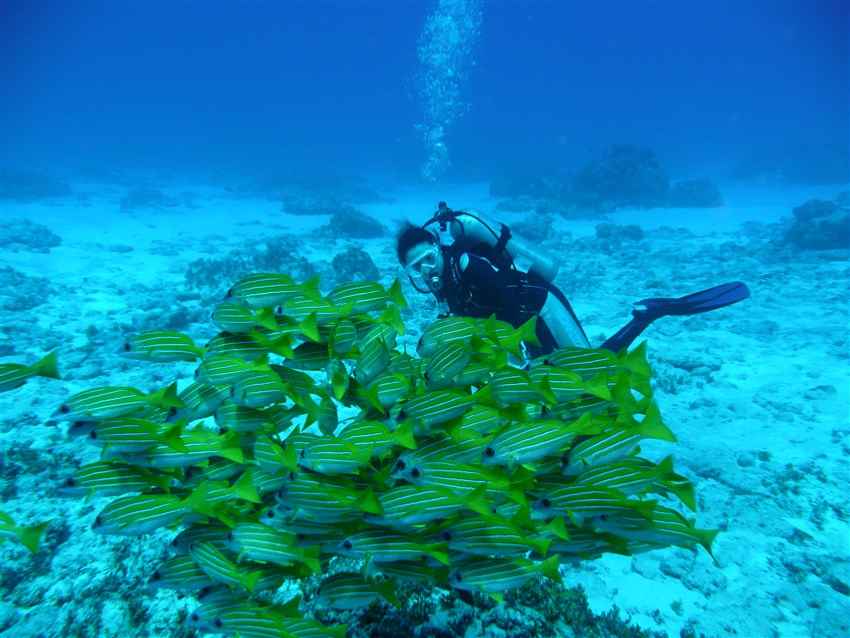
318;207;387;239
667;180;723;208
570;145;670;212
784;197;850;250
0;219;62;253
511;212;560;244
0;267;53;312
184;234;315;298
331;246;381;282
0;169;72;202
316;579;663;638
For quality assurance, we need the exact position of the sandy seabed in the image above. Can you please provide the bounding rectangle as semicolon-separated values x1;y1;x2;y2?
0;178;847;638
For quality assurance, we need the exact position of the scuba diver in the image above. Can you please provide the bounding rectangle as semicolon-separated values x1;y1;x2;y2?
397;202;750;357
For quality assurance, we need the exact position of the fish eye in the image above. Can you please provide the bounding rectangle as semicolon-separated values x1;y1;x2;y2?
190;613;199;622
226;532;233;541
423;371;430;381
219;427;229;435
484;447;495;458
599;514;608;521
274;305;284;316
93;515;102;527
287;471;296;480
394;459;406;471
167;407;178;418
193;368;200;378
342;540;353;550
410;468;421;479
123;342;132;352
213;618;223;629
543;359;551;366
225;289;233;299
89;431;97;439
541;498;552;508
453;572;463;582
151;571;161;581
64;477;76;486
59;404;70;414
266;509;275;518
441;531;451;541
397;410;406;420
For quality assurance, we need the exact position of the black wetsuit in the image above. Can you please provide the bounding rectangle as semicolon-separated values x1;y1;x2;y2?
438;242;588;357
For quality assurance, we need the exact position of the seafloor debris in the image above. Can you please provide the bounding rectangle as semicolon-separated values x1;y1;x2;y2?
0;219;62;253
332;246;381;282
0;266;54;312
784;196;850;250
318;207;387;239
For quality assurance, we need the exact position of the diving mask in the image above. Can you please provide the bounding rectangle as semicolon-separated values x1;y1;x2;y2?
404;243;445;294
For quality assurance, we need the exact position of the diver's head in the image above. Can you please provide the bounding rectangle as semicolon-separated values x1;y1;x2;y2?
396;222;445;295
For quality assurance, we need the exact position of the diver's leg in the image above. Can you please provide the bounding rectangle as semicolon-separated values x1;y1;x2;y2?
539;289;591;349
600;282;750;353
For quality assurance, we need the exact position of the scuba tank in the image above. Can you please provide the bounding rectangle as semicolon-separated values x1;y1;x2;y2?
427;202;560;282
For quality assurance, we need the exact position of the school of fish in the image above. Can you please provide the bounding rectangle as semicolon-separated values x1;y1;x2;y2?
4;272;716;638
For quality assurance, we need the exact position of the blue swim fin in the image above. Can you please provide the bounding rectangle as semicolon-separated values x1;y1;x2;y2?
601;282;750;352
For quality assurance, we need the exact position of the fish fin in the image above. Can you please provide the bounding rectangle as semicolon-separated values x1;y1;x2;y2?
232;471;261;503
149;382;184;409
160;423;189;453
380;304;406;335
357;488;382;515
699;528;719;561
363;385;385;414
301;276;323;302
254;308;279;331
426;547;450;566
300;314;320;342
638;402;676;442
518;316;540;347
464;485;491;516
583;373;612;401
33;351;60;380
544;516;569;541
18;522;48;554
393;421;417;449
539;555;561;582
621;341;651;377
528;535;551;557
376;580;400;607
387;279;407;309
243;570;261;593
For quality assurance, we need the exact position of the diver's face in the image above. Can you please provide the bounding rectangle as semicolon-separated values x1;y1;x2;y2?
404;241;444;295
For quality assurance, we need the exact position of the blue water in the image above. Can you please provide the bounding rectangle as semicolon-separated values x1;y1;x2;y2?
2;1;846;181
1;2;849;638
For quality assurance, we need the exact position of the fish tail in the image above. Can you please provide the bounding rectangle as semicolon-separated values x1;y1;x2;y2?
387;279;407;309
148;382;184;409
33;351;60;380
18;522;48;554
